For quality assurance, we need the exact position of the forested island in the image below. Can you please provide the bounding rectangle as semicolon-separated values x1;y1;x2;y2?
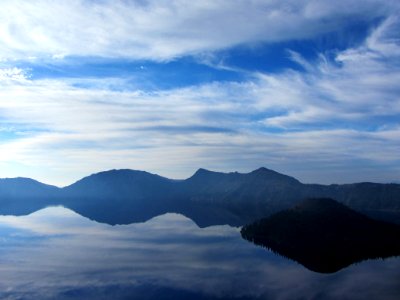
241;198;400;273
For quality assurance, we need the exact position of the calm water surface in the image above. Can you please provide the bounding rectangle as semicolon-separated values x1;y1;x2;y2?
0;207;399;299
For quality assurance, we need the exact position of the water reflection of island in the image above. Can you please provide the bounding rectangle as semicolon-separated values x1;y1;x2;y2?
241;198;400;273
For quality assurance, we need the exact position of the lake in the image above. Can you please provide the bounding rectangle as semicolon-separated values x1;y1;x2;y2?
0;206;399;299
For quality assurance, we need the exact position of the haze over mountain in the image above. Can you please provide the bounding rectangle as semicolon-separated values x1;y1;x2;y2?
241;198;400;273
0;168;399;227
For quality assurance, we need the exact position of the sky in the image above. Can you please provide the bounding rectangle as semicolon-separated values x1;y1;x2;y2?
0;0;399;186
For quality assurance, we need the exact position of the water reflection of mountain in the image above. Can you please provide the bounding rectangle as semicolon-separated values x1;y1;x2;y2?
1;168;400;227
241;198;400;273
1;207;399;300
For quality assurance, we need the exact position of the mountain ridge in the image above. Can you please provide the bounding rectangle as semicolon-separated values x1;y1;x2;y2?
0;167;399;226
1;167;397;188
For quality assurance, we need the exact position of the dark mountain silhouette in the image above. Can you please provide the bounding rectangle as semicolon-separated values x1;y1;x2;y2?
177;167;400;225
63;169;174;199
0;168;399;226
60;169;178;224
241;198;400;273
179;167;305;225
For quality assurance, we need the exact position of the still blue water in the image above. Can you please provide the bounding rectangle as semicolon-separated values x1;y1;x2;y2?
0;207;398;299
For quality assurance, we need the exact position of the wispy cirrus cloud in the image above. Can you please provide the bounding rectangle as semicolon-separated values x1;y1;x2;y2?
0;2;399;185
0;0;398;61
259;16;400;128
1;16;400;185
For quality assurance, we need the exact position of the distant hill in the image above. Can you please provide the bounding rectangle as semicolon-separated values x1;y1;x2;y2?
0;177;60;215
179;167;305;225
60;169;177;224
241;198;400;273
63;169;174;199
0;168;399;226
178;168;400;225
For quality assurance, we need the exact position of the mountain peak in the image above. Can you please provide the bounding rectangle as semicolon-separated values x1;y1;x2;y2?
251;167;275;174
0;177;58;189
95;169;151;176
190;168;223;179
249;167;300;183
74;169;167;183
195;167;210;173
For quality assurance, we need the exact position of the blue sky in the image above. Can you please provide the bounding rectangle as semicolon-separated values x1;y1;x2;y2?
0;0;399;186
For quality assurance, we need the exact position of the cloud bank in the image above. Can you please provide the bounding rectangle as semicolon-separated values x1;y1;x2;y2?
0;0;398;61
0;1;399;185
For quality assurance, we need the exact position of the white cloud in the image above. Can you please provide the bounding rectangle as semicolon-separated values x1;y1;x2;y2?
0;77;398;186
0;9;399;185
0;0;398;61
260;15;400;128
0;67;29;82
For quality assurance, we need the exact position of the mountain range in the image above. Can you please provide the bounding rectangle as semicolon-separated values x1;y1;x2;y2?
0;167;399;226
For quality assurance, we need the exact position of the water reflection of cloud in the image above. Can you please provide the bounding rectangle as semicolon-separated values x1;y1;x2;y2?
0;207;398;300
